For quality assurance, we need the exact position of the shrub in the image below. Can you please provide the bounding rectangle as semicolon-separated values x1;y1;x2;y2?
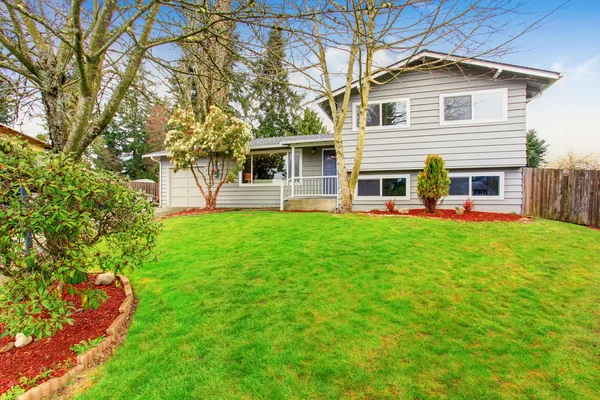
417;154;450;213
384;199;396;213
462;198;476;213
0;138;160;338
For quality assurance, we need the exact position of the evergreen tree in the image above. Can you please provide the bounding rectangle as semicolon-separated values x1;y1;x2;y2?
89;76;160;180
294;108;328;136
250;28;327;138
526;129;549;168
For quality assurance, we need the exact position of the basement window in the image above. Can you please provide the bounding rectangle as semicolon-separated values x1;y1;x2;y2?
355;175;410;200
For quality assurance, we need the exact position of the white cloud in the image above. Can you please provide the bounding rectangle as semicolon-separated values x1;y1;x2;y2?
571;55;600;81
550;62;564;73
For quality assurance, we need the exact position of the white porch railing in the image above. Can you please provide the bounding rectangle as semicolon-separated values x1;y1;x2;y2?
280;176;338;210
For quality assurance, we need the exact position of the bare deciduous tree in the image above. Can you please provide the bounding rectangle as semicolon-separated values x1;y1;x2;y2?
0;0;251;158
547;150;600;170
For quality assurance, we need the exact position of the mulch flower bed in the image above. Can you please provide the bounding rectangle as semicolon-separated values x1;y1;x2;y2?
159;208;227;219
0;275;125;395
367;208;526;222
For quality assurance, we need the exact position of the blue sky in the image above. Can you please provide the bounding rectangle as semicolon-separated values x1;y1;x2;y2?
504;0;600;156
16;0;599;159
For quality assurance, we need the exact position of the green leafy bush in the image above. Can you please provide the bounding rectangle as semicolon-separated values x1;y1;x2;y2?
70;336;105;354
417;154;450;213
0;138;160;338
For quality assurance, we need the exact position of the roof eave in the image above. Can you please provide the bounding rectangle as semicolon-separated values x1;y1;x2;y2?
314;50;562;106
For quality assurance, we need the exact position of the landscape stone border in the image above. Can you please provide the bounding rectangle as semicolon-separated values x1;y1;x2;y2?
16;274;134;400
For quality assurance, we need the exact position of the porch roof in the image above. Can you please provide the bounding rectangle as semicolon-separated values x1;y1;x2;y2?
143;133;334;158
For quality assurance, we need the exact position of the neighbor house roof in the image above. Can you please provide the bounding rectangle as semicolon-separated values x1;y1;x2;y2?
0;124;51;150
315;49;562;108
142;133;334;158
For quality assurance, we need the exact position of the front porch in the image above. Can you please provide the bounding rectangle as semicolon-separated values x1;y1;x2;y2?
237;134;339;211
280;175;339;211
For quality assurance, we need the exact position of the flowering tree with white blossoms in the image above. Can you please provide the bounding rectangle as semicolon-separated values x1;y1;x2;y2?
166;106;252;209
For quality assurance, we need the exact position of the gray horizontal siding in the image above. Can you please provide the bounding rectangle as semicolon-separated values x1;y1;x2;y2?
341;69;527;170
159;146;333;209
351;167;523;213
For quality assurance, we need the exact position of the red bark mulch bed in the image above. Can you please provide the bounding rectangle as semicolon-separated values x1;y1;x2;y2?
0;275;125;395
367;208;526;222
159;208;227;219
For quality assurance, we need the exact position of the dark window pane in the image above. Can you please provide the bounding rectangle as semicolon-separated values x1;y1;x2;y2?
471;176;500;196
357;179;380;196
444;95;472;121
286;151;301;178
242;157;252;183
366;104;380;127
382;178;406;197
253;153;286;183
449;177;469;196
382;101;407;126
355;104;381;127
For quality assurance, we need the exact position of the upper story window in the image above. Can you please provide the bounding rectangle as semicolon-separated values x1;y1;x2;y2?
352;98;410;131
440;88;507;125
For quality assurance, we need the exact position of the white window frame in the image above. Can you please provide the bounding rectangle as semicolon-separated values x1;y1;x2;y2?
352;97;411;132
354;174;411;200
238;149;302;186
447;172;505;200
439;88;508;126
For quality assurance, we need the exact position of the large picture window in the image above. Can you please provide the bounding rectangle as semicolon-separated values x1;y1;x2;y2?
240;150;301;185
448;173;504;198
440;89;507;125
353;98;410;131
355;175;410;199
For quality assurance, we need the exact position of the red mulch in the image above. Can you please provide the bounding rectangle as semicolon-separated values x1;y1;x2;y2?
366;208;525;222
159;208;227;219
0;275;125;394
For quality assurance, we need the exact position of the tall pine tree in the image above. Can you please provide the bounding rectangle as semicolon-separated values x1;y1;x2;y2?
526;128;549;168
250;28;327;138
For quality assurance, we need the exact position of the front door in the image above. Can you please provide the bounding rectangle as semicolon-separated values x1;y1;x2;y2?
322;149;337;195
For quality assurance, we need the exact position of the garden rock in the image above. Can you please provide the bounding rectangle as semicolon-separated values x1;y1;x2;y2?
15;333;33;348
95;272;116;286
397;208;409;214
455;206;465;215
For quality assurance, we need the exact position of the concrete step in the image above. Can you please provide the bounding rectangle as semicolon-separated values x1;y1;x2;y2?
284;197;337;212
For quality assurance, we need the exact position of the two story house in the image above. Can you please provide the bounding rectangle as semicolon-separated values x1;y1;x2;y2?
144;50;560;213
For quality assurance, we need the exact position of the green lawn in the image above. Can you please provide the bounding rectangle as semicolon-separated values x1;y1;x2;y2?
77;212;600;399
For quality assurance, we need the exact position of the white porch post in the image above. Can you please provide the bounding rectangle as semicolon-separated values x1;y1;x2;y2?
291;146;295;198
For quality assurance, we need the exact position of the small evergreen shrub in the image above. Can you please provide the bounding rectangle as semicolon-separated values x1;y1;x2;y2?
417;154;450;213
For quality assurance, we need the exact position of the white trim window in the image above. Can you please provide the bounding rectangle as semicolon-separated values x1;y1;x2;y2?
239;149;302;185
448;172;505;199
355;174;410;200
352;98;410;131
439;88;508;125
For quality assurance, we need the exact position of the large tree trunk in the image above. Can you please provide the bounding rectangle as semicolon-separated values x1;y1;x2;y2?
40;70;69;152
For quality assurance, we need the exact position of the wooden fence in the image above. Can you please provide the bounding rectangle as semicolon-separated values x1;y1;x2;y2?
128;181;159;200
522;168;600;227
